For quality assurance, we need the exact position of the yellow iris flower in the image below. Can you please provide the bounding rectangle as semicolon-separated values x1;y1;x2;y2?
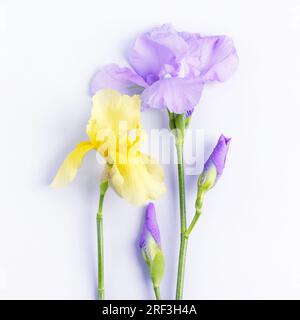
51;89;166;205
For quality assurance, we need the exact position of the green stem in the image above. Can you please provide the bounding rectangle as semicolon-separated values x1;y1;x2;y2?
185;208;201;237
185;191;204;237
175;141;188;300
154;286;161;300
97;180;109;300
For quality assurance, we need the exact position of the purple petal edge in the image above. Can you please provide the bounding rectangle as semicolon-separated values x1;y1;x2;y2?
89;63;147;96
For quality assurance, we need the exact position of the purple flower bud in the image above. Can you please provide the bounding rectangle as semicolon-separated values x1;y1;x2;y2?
139;203;161;250
139;203;165;287
200;134;231;190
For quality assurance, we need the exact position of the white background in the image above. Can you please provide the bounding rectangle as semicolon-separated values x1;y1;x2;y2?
0;0;300;300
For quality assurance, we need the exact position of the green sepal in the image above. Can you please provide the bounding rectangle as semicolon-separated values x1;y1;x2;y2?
150;249;165;288
174;114;185;131
167;110;176;130
185;116;191;128
99;179;109;196
197;165;217;192
173;114;185;145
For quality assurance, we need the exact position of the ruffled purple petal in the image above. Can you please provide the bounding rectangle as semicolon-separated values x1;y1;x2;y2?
195;36;238;82
177;32;204;78
141;77;203;114
128;24;187;84
204;134;231;178
139;202;161;249
89;64;148;96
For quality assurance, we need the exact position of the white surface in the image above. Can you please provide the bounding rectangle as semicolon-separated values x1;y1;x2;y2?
1;0;300;300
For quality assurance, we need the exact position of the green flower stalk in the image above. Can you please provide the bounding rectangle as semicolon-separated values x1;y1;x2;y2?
97;179;109;300
170;123;232;299
169;112;188;300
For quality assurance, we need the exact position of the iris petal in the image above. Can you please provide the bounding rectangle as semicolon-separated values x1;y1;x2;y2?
141;77;203;114
89;64;147;96
128;24;187;84
51;142;94;187
103;153;166;205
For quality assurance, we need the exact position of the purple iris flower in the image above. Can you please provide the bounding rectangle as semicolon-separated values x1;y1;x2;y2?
89;24;238;114
201;134;231;190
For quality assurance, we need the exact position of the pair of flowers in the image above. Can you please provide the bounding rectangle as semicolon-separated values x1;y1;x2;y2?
52;24;238;299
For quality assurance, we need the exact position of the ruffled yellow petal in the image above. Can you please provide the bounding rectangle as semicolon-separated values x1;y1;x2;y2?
51;142;94;187
103;152;166;205
87;89;141;146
